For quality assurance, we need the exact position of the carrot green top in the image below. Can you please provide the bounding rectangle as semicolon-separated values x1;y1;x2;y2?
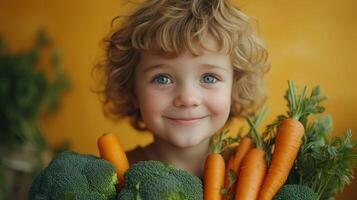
246;105;269;150
286;80;327;122
210;130;240;154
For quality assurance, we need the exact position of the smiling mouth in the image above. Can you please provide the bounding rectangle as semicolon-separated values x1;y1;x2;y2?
164;116;208;125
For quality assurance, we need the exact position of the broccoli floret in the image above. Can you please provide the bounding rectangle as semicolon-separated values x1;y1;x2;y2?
29;151;118;200
60;192;106;200
117;160;203;200
273;184;318;200
82;158;118;199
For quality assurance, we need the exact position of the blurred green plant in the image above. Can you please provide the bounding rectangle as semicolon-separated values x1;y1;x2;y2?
0;29;70;198
0;29;70;150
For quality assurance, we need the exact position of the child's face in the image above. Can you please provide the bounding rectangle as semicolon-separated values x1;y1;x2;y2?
134;45;233;148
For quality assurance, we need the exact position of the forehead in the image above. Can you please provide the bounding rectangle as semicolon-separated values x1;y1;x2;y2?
142;33;227;57
137;49;231;74
139;36;229;63
139;49;229;65
135;33;234;74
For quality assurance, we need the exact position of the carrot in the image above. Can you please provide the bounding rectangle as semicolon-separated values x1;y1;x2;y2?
223;155;235;200
204;153;226;200
231;137;253;172
97;133;129;188
258;80;326;200
204;130;231;200
258;119;304;200
234;106;268;200
223;155;235;191
235;148;267;200
223;137;253;199
224;105;268;199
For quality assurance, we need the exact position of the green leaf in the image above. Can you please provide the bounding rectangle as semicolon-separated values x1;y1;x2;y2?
227;169;237;190
297;124;357;199
285;80;327;122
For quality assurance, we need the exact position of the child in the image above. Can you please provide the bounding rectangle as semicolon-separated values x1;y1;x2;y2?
97;0;269;178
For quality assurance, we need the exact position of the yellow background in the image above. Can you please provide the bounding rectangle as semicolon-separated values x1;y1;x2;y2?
0;0;356;199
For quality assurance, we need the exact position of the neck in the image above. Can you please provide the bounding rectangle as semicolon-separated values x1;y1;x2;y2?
144;136;211;178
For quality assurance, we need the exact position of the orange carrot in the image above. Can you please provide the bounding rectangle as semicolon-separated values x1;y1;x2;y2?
258;118;304;200
235;148;267;200
259;80;323;200
204;153;226;200
97;133;129;188
223;155;235;200
204;130;231;200
224;108;266;200
234;107;268;200
223;137;253;199
231;137;254;174
224;155;235;189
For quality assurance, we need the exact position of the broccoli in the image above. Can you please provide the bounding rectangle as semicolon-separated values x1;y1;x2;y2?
117;160;203;200
273;184;318;200
29;151;118;200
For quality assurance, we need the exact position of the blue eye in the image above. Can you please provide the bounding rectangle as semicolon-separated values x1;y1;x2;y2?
152;74;173;84
201;74;218;84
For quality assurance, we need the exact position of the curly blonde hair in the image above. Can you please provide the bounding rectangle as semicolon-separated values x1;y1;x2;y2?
96;0;270;130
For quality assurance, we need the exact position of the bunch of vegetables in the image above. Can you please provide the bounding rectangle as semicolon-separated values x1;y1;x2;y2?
97;133;204;200
205;80;357;200
29;80;357;200
30;133;203;200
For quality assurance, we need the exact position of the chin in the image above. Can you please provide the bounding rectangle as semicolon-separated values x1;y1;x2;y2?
171;137;207;148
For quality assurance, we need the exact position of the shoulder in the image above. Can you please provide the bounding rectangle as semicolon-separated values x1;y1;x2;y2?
126;145;150;165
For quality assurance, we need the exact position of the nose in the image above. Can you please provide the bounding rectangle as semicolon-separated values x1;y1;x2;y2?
173;84;202;108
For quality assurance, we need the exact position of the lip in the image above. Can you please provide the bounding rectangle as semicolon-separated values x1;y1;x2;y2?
164;116;208;125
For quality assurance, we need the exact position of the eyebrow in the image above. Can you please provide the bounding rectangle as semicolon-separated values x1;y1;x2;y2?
142;63;229;73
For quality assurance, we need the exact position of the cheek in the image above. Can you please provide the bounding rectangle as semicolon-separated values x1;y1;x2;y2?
138;90;170;119
205;88;232;117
